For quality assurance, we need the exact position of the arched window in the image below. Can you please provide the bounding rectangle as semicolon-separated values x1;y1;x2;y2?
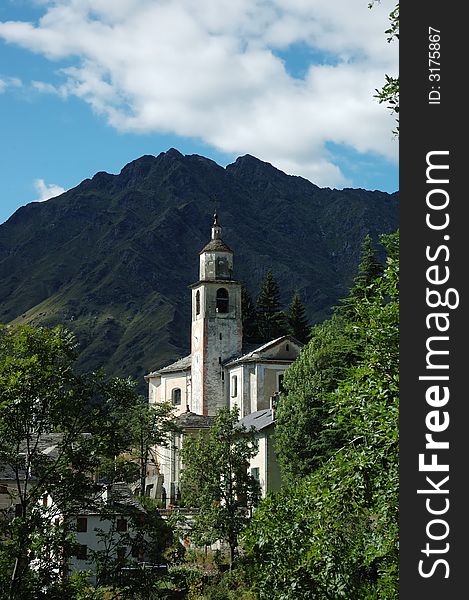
216;288;229;313
196;290;200;315
172;388;182;406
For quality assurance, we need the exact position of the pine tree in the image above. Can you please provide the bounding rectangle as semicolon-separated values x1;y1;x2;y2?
287;290;310;344
256;270;288;342
246;231;399;598
355;234;383;287
241;283;259;343
339;233;384;318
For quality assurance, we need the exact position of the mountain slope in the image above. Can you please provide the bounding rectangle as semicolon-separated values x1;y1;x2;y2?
0;149;399;391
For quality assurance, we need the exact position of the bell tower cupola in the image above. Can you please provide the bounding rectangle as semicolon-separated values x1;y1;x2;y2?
199;213;234;281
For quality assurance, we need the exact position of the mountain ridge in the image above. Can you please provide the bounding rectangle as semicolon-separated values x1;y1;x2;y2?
0;149;399;391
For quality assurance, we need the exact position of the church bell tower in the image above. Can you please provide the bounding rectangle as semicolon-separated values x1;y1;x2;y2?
190;214;243;415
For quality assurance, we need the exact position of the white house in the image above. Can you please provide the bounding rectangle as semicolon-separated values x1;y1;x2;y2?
67;483;149;582
237;408;282;499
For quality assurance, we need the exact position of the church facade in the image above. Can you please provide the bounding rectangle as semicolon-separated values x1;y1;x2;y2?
145;215;303;503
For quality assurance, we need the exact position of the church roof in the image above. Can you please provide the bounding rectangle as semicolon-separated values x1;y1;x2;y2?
224;335;303;367
146;354;191;378
199;238;233;254
238;409;275;432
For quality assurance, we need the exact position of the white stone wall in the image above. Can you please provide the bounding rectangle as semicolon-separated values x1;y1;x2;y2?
199;251;233;281
251;363;289;412
228;365;243;414
249;366;258;412
249;434;267;498
148;372;191;416
68;513;141;579
248;427;281;498
259;364;288;410
191;286;205;414
191;281;242;416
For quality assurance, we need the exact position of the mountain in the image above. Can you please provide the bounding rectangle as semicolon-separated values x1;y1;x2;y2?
0;149;398;392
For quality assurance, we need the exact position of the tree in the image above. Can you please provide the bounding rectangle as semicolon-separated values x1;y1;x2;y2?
274;314;358;485
339;233;384;317
179;406;260;568
287;290;310;344
371;2;399;135
356;234;383;285
256;270;288;343
0;324;141;598
245;231;399;598
240;283;259;344
129;400;178;497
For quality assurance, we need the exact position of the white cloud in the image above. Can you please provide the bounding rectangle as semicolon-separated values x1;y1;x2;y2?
0;0;398;188
33;179;66;202
0;76;22;93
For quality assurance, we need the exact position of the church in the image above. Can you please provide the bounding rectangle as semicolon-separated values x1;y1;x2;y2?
145;214;303;503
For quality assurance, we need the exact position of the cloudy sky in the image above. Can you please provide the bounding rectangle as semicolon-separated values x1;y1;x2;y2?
0;0;398;225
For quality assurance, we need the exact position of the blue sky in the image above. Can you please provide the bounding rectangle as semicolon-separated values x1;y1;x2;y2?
0;0;398;225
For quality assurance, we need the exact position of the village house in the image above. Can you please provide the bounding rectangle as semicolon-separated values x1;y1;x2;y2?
67;482;149;581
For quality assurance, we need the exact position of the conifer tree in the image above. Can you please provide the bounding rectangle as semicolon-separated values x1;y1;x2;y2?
355;233;383;287
246;231;399;598
241;283;259;343
339;233;384;318
256;270;288;342
287;290;310;344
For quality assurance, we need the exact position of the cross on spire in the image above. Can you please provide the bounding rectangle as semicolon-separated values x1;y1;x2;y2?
211;211;221;240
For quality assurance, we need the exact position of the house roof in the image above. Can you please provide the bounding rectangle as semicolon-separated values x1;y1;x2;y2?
145;335;303;380
19;432;65;459
224;335;303;367
176;411;215;429
78;482;147;516
1;432;92;480
238;409;275;432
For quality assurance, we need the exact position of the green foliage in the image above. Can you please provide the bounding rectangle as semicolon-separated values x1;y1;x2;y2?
371;2;399;135
0;324;165;598
274;314;359;484
245;231;399;598
256;270;288;343
167;565;202;590
355;234;384;287
338;233;384;318
180;407;260;567
190;567;256;600
241;284;259;344
275;232;388;485
287;290;310;344
128;400;179;496
0;325;97;597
